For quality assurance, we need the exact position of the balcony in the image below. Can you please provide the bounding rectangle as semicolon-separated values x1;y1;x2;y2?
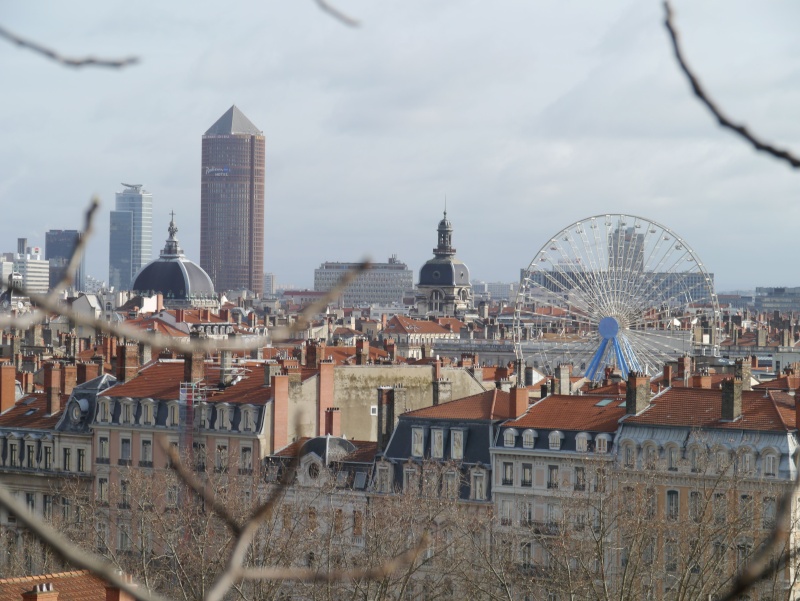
547;481;558;490
138;461;153;468
117;459;132;467
531;521;560;536
96;457;110;465
239;467;253;476
501;478;513;486
521;479;532;487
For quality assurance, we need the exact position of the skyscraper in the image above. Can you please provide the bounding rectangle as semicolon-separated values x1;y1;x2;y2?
109;183;153;290
201;105;265;295
45;229;85;291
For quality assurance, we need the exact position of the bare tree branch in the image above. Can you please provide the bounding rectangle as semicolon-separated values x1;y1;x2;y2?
0;483;167;601
314;0;360;27
0;24;138;69
663;1;800;169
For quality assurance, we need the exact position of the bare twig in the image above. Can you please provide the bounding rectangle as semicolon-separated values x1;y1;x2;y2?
0;24;138;69
0;483;167;601
52;196;99;294
161;441;243;537
314;0;360;27
664;1;800;169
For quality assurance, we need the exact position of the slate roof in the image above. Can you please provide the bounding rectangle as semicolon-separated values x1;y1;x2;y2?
204;105;262;136
506;394;626;432
0;570;106;601
404;389;521;421
625;387;795;432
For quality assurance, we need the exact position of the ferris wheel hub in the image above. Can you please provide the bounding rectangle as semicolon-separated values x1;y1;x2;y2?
598;316;620;340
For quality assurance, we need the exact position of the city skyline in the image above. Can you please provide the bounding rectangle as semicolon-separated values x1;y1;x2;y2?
2;2;800;293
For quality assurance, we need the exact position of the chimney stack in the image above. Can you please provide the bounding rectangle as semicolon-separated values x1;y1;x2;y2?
625;371;650;415
355;338;368;366
324;407;341;437
377;387;396;452
270;374;289;452
77;361;100;385
734;358;752;391
184;332;206;383
60;363;78;397
219;350;233;387
0;362;16;414
43;362;62;415
116;343;139;384
22;582;59;601
721;377;742;420
510;386;529;418
556;363;571;395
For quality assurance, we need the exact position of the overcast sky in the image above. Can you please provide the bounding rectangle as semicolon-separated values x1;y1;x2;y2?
2;0;800;293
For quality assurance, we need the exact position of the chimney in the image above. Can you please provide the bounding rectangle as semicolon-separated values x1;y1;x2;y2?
0;362;15;414
116;343;139;384
510;386;529;418
556;364;571;395
383;338;395;361
307;340;325;368
43;362;62;415
60;363;78;397
219;308;230;322
757;329;767;347
355;338;369;366
677;356;692;379
175;309;185;323
433;357;442;381
104;573;137;601
540;383;548;398
721;378;742;420
156;293;164;312
376;387;395;452
22;583;59;601
625;371;650;415
264;360;282;385
317;360;334;435
691;373;712;389
325;407;341;437
219;350;233;387
663;364;674;387
183;332;206;383
77;361;100;384
271;374;290;452
734;358;752;391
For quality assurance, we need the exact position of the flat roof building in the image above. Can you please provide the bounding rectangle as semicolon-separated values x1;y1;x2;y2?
314;256;413;306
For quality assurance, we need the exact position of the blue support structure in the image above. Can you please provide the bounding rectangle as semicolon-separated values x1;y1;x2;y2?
584;337;610;380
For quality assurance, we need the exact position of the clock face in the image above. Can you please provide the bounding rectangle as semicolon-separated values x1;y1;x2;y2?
70;404;81;422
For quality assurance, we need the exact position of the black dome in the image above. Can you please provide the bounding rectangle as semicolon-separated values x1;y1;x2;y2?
132;215;214;299
419;258;470;287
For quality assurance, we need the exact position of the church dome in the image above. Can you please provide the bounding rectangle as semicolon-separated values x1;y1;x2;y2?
132;215;214;300
418;210;470;286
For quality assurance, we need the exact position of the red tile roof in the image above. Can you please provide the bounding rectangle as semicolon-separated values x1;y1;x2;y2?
507;394;626;432
383;316;451;336
0;393;65;428
754;374;800;391
103;360;272;404
404;389;520;421
626;387;794;432
0;570;106;601
343;441;378;463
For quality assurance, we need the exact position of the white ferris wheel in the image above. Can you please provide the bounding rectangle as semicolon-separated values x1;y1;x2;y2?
513;214;720;381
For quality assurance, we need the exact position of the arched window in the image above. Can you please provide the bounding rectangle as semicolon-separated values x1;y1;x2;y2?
503;429;517;448
548;431;564;451
430;290;444;313
522;429;536;449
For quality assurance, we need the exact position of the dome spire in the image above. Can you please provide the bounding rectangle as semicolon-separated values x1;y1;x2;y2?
162;211;183;257
435;208;454;257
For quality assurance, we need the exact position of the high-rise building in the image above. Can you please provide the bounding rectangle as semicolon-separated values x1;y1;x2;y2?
46;229;85;291
263;272;276;296
314;256;413;306
201;106;265;295
14;250;49;294
109;183;153;291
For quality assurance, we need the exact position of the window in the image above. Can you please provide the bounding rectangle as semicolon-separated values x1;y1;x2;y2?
43;446;52;470
8;443;18;467
740;451;753;474
451;430;464;460
122;403;132;424
689;491;702;522
666;490;679;520
522;429;535;449
77;449;86;472
353;510;364;537
376;465;391;493
500;499;512;525
333;508;344;534
118;521;131;551
140;440;152;465
142;403;153;425
547;465;559;489
548;431;562;450
595;436;608;454
62;447;71;471
166;485;178;508
716;449;729;472
307;507;317;532
411;428;424;458
595;468;606;493
624;444;635;468
98;478;108;503
713;493;727;524
242;409;252;432
646;487;656;519
169;404;179;426
575;467;586;491
61;497;70;521
739;494;753;522
645;445;657;469
215;444;228;472
523;502;533;526
576;434;588;453
432;429;444;459
521;463;533;487
668;446;679;471
120;480;130;508
25;493;35;512
443;471;458;498
503;430;516;447
240;447;252;473
472;472;486;500
43;495;52;519
120;438;131;463
194;443;206;471
98;401;109;422
98;437;109;461
25;444;35;468
665;539;678;573
763;496;777;529
403;468;417;494
217;408;227;430
502;462;514;486
765;454;777;477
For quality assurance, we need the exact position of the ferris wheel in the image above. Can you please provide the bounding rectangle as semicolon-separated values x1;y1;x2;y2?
513;214;719;381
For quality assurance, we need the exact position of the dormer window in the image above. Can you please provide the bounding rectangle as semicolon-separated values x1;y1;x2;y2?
765;454;777;477
576;432;591;453
503;429;518;448
451;430;464;461
595;435;609;454
168;403;180;427
122;403;132;424
522;429;536;449
141;402;154;426
431;429;444;459
217;406;229;431
548;431;564;451
411;427;425;458
97;399;110;423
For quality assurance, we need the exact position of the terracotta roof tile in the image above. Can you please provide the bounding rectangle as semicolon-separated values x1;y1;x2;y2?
342;441;378;463
404;389;519;421
626;387;794;431
0;393;65;428
383;315;450;336
507;394;626;432
0;570;106;601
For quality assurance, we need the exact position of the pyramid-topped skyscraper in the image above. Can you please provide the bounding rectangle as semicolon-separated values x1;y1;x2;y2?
200;105;265;295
